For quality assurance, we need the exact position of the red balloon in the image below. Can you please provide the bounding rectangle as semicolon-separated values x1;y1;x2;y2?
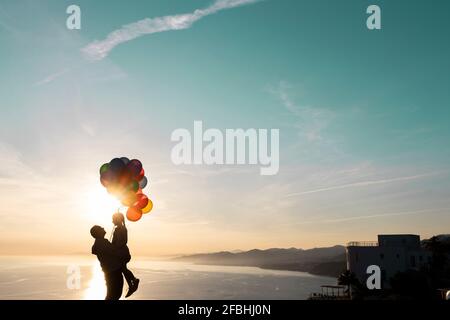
127;159;142;178
137;168;145;181
126;207;142;222
135;194;149;209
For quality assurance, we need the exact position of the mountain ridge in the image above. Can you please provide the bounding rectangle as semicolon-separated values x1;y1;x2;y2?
174;245;347;278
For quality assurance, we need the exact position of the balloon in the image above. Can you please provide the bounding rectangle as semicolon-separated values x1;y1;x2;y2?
99;157;151;222
109;158;126;175
126;207;142;222
139;176;148;189
137;168;145;181
121;191;137;207
118;170;132;187
127;159;142;178
106;186;115;194
135;194;149;209
128;180;139;192
100;176;109;188
120;157;130;165
100;170;115;187
107;185;121;196
142;198;153;214
99;163;110;175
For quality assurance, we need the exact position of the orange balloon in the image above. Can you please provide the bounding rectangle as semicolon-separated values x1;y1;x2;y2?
142;198;153;214
126;207;142;222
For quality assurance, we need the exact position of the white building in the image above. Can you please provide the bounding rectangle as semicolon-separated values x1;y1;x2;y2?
346;234;432;289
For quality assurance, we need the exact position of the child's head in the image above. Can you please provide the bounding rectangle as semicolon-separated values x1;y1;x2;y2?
90;225;106;239
112;212;125;226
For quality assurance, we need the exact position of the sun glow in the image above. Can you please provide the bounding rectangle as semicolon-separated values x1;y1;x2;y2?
84;185;122;226
84;263;107;300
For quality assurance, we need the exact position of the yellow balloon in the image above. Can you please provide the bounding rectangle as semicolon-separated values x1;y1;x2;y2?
142;198;153;214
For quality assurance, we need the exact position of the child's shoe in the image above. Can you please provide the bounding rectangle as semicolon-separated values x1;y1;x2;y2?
125;278;140;298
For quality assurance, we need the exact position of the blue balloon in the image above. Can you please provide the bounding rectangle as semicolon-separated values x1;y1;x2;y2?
139;176;148;189
109;158;126;175
120;157;130;165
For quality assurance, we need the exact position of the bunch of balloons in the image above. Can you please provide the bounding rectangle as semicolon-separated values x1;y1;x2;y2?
99;157;153;222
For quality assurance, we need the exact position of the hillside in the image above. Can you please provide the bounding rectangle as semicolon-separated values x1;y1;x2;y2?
174;246;347;278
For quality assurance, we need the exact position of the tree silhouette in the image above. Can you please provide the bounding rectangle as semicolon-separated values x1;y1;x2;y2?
338;270;359;299
423;236;450;290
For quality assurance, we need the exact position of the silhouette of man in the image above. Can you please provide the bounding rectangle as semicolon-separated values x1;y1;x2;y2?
90;225;124;300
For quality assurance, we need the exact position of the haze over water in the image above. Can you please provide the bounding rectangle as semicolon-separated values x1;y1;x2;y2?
0;256;333;300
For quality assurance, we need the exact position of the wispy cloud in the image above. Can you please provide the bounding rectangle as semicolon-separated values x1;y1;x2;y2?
0;143;38;183
290;208;444;225
81;0;262;61
33;68;70;87
285;172;443;198
269;81;334;143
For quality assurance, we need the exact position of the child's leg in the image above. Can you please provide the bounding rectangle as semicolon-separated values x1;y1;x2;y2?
122;265;136;286
123;264;140;297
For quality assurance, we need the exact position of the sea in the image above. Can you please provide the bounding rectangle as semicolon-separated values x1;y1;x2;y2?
0;256;335;300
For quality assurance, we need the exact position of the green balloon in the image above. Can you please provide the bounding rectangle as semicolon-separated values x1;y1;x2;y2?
100;163;110;175
128;181;139;192
131;181;139;192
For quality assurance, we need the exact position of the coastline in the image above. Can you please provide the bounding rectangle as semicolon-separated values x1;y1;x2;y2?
181;260;345;279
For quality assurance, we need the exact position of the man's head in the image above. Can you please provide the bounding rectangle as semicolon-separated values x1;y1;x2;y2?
90;225;106;239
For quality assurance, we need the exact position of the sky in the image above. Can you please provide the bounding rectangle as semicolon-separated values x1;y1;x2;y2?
0;0;449;256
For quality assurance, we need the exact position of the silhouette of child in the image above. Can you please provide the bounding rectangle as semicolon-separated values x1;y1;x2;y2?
111;212;140;298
